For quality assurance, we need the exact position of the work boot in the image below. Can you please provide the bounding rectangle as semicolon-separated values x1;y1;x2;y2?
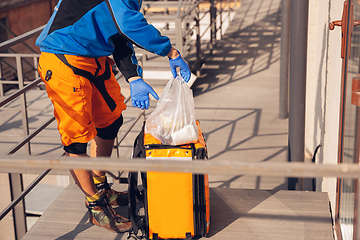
87;195;132;233
95;180;129;207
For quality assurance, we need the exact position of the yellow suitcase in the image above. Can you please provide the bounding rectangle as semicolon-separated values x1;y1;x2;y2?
129;121;210;240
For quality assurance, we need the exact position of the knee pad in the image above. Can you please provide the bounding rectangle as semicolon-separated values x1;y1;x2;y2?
96;114;123;140
63;142;87;154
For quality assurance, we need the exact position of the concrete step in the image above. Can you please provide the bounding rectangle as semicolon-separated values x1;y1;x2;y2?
22;185;334;240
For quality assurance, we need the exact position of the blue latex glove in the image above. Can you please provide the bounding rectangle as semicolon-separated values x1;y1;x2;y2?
129;78;159;110
169;51;191;82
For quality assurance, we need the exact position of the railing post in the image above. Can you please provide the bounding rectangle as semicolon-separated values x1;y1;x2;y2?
33;56;40;90
354;179;360;239
115;136;120;158
352;106;360;239
175;18;184;55
8;55;30;240
358;180;360;240
0;61;3;97
288;0;309;190
227;0;231;26
195;4;201;75
279;0;291;119
33;56;39;82
8;173;27;240
219;0;223;38
16;56;31;154
210;0;217;53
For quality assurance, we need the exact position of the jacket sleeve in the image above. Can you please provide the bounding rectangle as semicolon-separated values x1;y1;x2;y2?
112;35;143;81
106;0;172;57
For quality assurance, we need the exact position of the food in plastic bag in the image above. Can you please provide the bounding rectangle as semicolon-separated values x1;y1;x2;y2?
145;75;198;145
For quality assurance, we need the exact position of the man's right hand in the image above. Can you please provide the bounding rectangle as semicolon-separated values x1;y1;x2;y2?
129;78;159;110
168;48;191;83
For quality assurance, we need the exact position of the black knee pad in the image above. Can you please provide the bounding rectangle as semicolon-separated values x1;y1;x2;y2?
64;142;87;154
96;114;123;140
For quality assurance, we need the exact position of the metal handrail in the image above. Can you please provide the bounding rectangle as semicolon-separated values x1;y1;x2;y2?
0;53;40;57
0;169;51;221
177;0;201;19
7;117;56;155
0;53;41;96
0;22;38;54
0;78;41;107
0;107;52;112
2;156;360;179
0;26;45;239
142;0;239;69
0;25;45;52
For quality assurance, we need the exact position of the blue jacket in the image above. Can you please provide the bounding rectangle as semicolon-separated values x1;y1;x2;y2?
36;0;172;79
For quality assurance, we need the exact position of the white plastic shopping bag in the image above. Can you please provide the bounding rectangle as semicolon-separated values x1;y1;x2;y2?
145;75;198;145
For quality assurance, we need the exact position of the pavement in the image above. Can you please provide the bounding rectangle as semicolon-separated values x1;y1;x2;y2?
0;0;288;238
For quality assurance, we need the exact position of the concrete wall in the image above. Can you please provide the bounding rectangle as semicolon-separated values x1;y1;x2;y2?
306;0;343;216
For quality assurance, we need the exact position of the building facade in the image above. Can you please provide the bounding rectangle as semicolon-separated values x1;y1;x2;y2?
306;0;359;238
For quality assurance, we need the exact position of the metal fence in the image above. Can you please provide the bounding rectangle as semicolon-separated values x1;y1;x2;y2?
142;0;239;74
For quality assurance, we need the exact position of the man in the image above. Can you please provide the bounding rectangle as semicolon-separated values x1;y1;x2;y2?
36;0;191;233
